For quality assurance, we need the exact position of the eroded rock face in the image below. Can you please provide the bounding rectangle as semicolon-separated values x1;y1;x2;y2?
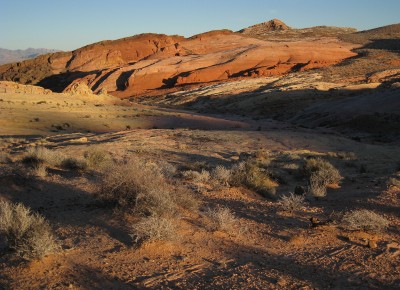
0;25;357;98
0;81;52;94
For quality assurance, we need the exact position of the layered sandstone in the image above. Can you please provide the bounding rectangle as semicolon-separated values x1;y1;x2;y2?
0;20;358;98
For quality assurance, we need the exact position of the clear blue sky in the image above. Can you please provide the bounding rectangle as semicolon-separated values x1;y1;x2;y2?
1;0;399;51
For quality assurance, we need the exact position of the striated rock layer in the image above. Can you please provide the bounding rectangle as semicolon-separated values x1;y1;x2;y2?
0;22;357;98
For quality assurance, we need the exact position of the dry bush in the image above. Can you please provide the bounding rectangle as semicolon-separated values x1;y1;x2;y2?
0;152;12;163
387;177;400;188
303;158;342;185
99;158;198;217
342;209;389;232
204;206;239;233
131;216;176;243
308;174;328;198
328;151;357;160
158;161;177;179
230;161;278;198
0;201;58;259
280;193;305;212
172;185;200;212
61;157;88;171
84;150;110;169
211;165;231;186
282;163;300;170
182;169;210;183
32;163;47;177
23;147;65;167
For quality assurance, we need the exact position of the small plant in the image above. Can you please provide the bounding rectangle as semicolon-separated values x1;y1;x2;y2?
182;170;210;183
23;147;65;167
230;161;278;198
32;163;47;177
61;157;88;171
211;165;231;186
131;216;176;243
303;158;342;185
204;206;238;233
0;201;58;259
303;158;342;198
84;150;110;169
280;193;305;212
99;159;197;217
308;174;328;198
387;177;400;188
172;185;200;212
0;152;11;163
342;209;389;232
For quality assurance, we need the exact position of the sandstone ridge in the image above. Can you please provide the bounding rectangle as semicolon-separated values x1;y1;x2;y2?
0;20;358;98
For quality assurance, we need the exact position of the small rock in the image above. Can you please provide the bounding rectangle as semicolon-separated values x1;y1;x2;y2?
368;240;377;249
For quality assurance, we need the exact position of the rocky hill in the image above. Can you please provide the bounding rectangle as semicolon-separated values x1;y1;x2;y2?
238;18;291;34
0;27;356;98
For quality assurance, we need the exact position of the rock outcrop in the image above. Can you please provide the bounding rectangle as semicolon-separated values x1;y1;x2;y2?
0;81;52;94
0;20;358;98
239;19;291;34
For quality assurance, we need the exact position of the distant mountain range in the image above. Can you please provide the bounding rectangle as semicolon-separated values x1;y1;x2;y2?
0;48;61;65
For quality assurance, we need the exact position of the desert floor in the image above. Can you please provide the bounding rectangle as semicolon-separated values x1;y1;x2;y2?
0;81;399;289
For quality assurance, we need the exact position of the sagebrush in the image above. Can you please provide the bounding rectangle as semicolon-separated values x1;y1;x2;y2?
342;209;389;232
0;201;58;259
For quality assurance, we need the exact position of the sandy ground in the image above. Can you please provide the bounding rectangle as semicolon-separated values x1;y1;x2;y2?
1;123;399;289
0;79;399;289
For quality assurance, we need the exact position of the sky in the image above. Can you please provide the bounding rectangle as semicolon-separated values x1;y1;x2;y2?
1;0;399;51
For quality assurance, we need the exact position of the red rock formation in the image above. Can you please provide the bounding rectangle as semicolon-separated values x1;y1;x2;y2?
239;18;291;34
0;21;358;98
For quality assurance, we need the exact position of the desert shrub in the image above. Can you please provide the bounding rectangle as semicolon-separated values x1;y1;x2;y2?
282;163;300;171
211;165;231;186
23;147;65;167
84;150;110;168
172;185;200;212
342;209;389;232
204;206;238;233
280;193;305;212
308;174;328;198
328;151;357;160
32;163;47;177
61;157;88;171
100;158;197;217
131;216;176;243
182;169;210;183
230;161;278;198
303;158;342;185
0;152;11;163
158;161;177;179
387;177;400;188
0;201;58;259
